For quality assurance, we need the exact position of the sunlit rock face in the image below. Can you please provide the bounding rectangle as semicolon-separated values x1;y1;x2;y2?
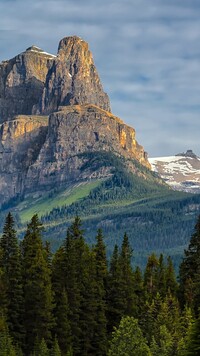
26;104;150;193
37;36;111;115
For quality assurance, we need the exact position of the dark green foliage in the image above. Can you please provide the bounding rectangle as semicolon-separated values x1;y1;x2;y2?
184;316;200;355
52;247;72;354
22;214;54;352
1;214;200;355
51;338;62;356
0;212;24;347
92;229;108;355
179;215;200;314
107;245;125;334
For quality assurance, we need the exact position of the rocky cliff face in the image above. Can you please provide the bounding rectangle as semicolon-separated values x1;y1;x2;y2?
37;36;111;115
0;116;48;205
0;36;150;207
0;46;55;123
0;36;110;123
25;105;149;193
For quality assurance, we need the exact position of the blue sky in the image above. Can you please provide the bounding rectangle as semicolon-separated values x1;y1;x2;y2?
0;0;200;157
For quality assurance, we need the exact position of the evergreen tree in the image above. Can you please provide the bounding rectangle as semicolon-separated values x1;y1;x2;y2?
92;228;108;356
0;212;24;347
51;338;62;356
156;254;166;298
108;316;151;356
52;247;72;354
63;216;84;354
166;256;178;296
183;315;200;355
179;215;200;314
144;253;159;299
22;215;54;353
133;266;145;319
118;233;135;316
107;245;125;334
0;318;16;356
33;337;49;356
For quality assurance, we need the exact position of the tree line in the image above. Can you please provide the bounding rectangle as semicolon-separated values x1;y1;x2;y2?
0;213;200;355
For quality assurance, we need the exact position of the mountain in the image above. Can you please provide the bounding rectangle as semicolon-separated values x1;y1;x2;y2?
149;150;200;194
0;36;200;267
0;36;150;208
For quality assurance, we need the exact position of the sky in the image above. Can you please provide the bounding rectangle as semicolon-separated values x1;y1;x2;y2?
0;0;200;157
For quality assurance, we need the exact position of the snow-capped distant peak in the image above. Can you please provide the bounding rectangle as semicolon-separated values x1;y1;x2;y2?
149;150;200;194
25;45;57;58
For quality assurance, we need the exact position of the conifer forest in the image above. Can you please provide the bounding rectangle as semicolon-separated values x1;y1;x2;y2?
1;213;200;355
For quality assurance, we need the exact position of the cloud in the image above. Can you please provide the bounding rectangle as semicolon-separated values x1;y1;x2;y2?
0;0;200;156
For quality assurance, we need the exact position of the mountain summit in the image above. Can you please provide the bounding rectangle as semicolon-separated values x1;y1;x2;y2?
0;36;150;207
0;36;110;123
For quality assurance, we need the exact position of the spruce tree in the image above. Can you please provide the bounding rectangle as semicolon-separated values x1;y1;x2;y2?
118;233;135;316
144;253;159;299
184;315;200;355
52;247;72;354
92;229;108;356
179;215;200;314
22;214;54;353
51;338;62;356
165;256;178;296
107;245;125;334
0;212;24;347
108;316;151;356
63;217;84;354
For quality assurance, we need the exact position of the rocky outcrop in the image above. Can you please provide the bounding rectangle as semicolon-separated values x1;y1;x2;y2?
0;36;110;124
0;46;55;123
0;36;150;207
0;115;48;205
36;36;111;114
25;105;149;193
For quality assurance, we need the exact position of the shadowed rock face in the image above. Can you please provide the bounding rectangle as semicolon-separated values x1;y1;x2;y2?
0;116;48;205
0;47;54;123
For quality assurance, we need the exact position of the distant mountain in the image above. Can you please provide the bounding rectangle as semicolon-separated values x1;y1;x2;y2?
149;150;200;193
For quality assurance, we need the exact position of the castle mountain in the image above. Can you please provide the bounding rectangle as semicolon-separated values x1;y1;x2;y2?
0;36;149;207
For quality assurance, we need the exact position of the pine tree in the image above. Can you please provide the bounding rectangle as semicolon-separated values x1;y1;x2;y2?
52;246;72;354
179;215;200;314
165;256;177;296
156;254;166;298
107;245;125;334
183;315;200;355
51;338;62;356
22;214;54;353
0;212;24;347
132;266;145;319
108;316;151;356
144;253;159;299
92;229;108;356
63;217;84;354
0;318;16;356
118;233;135;316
